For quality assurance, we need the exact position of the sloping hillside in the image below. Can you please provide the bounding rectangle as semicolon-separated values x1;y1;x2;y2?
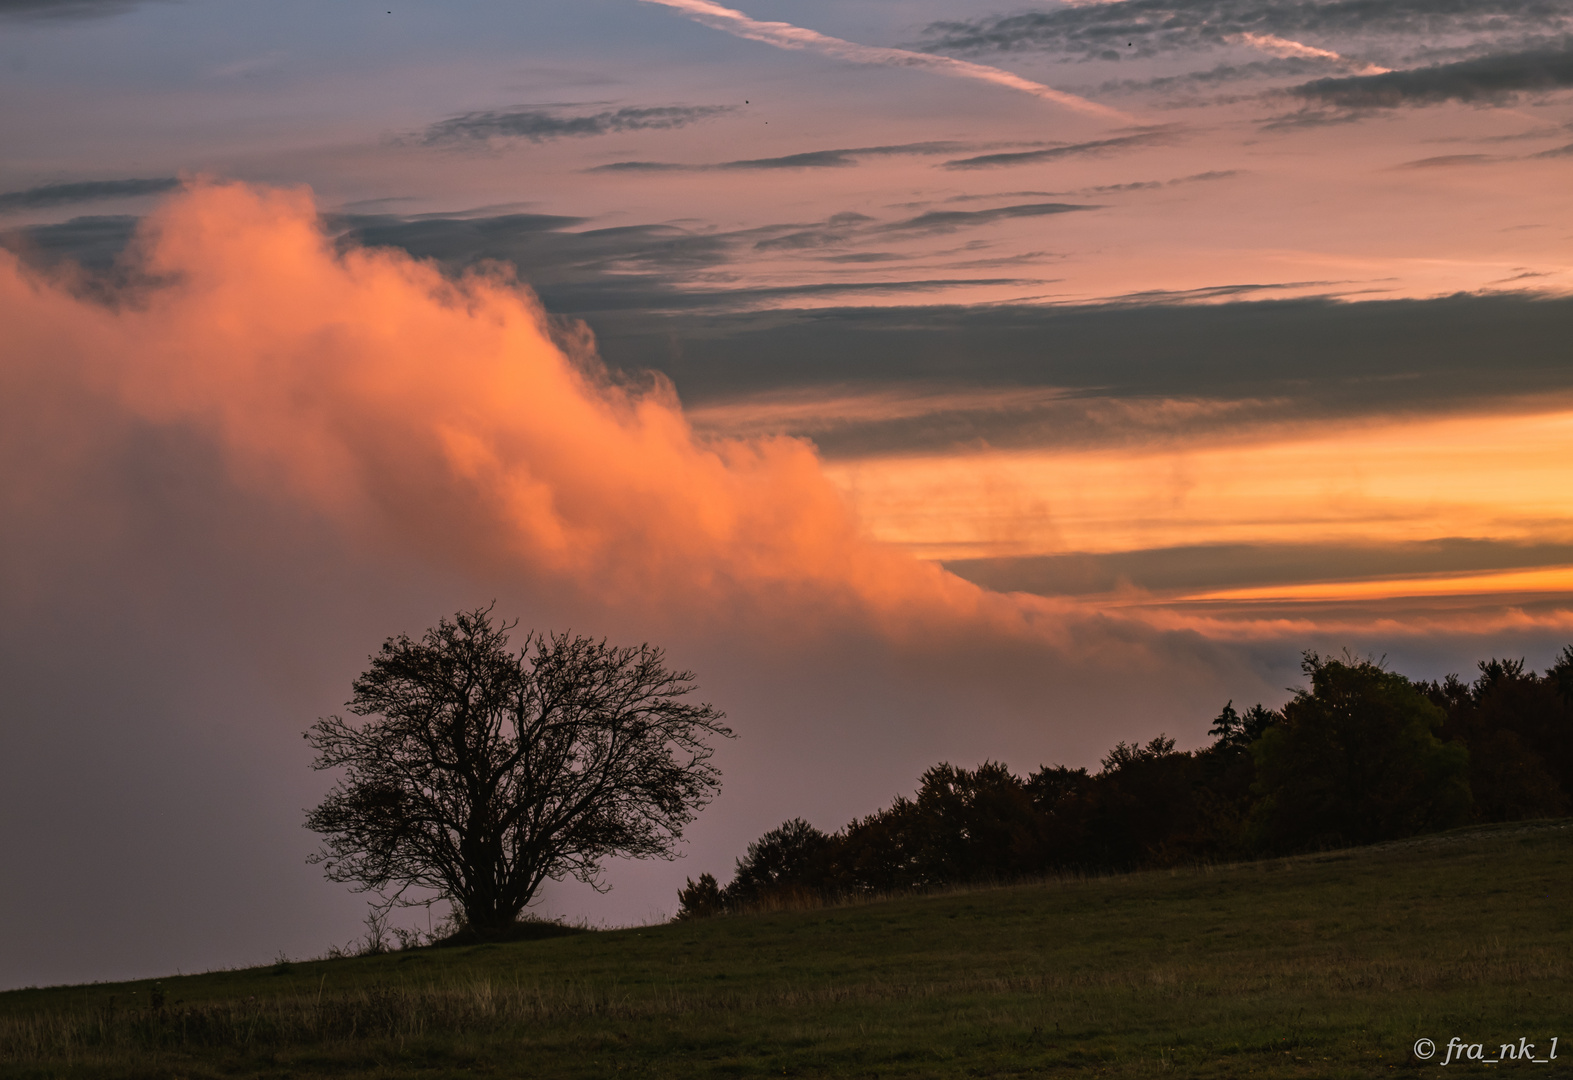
3;820;1570;1078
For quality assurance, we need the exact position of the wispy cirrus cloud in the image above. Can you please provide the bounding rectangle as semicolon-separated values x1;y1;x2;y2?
1391;153;1502;169
938;171;1238;199
752;202;1100;249
941;131;1171;170
417;104;732;145
591;142;971;173
1081;169;1241;193
1234;31;1388;73
634;0;1131;121
880;202;1100;235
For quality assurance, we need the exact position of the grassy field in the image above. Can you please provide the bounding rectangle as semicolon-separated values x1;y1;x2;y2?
3;820;1571;1078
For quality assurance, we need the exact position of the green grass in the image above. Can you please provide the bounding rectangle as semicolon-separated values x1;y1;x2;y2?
4;820;1572;1077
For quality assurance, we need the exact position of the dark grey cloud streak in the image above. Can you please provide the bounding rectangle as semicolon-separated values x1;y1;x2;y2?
18;206;1567;366
591;142;970;173
748;202;1100;250
1393;153;1500;168
1292;41;1573;106
921;0;1573;60
1097;56;1340;101
0;0;147;17
946;539;1573;599
418;104;732;145
942;131;1172;170
753;213;875;252
323;203;1084;306
0;177;178;213
1084;170;1241;192
878;202;1098;235
946;537;1573;637
585;295;1573;456
16;202;1566;437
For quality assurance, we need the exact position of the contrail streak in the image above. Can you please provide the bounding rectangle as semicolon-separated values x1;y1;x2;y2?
636;0;1132;122
1236;32;1390;74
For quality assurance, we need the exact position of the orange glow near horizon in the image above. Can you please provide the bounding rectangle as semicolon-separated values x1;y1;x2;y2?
1176;566;1573;605
822;409;1573;562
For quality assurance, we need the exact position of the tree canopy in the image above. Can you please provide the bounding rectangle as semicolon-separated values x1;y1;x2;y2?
1250;653;1472;851
305;607;732;935
678;646;1572;919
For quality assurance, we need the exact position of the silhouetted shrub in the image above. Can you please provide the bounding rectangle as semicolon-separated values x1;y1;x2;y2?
675;873;725;920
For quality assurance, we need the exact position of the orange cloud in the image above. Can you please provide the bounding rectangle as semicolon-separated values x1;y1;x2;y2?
0;181;1056;646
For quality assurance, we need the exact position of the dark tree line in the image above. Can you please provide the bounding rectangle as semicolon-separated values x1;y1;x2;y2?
677;648;1573;919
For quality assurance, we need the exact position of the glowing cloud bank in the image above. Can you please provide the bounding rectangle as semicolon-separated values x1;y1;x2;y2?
0;182;1063;646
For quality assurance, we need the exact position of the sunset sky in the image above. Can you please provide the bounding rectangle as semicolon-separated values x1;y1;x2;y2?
3;0;1573;988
